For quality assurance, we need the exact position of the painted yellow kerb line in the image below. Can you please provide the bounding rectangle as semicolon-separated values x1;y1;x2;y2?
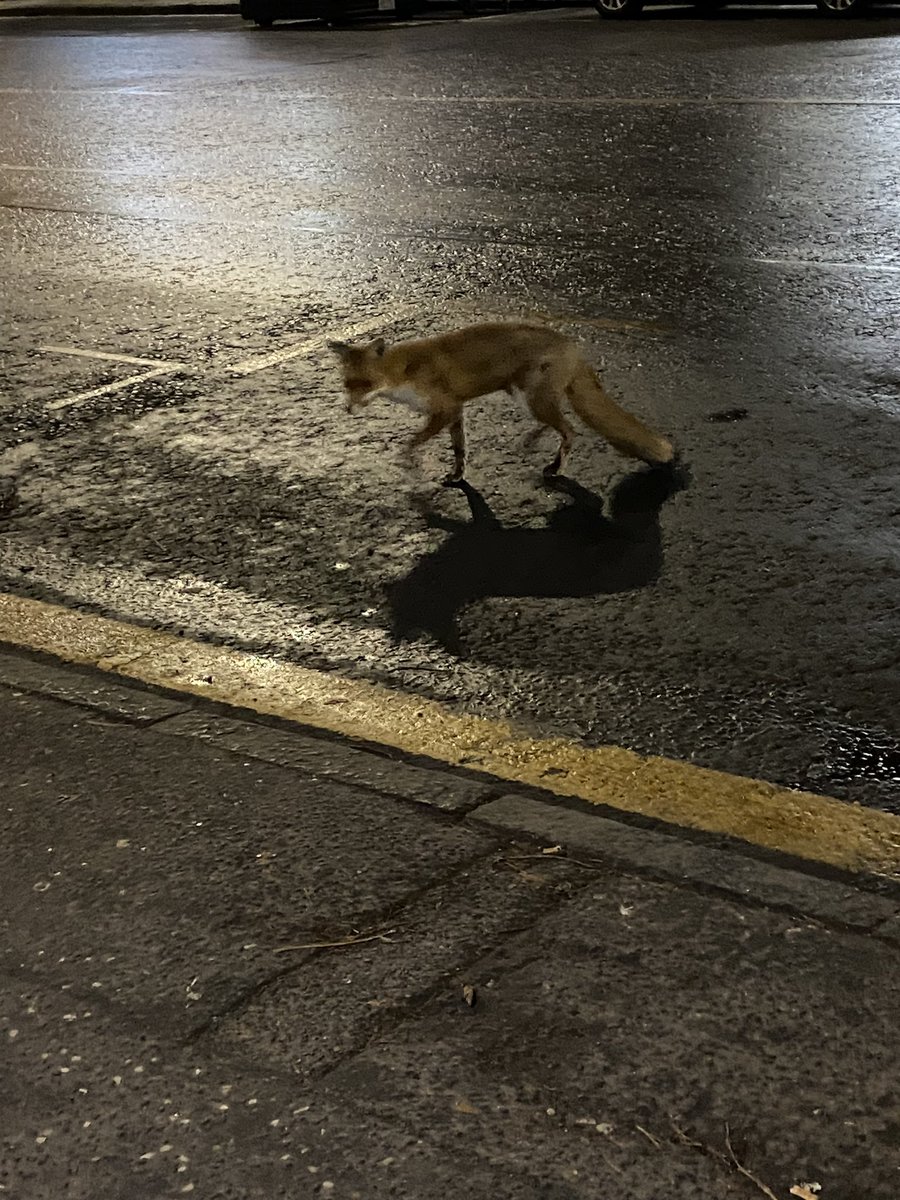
1;592;898;881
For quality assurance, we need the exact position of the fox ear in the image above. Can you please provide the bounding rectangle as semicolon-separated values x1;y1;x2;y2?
371;337;386;357
326;339;350;358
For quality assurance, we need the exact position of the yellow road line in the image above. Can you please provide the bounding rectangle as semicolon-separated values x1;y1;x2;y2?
1;592;898;881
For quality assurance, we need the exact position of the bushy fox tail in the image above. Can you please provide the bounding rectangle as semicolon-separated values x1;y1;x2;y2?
567;361;673;466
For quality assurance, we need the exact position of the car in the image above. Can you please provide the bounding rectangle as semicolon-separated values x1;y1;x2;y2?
595;0;870;16
239;0;474;26
240;0;411;26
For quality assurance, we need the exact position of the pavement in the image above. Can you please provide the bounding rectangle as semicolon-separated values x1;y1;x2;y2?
2;640;899;1200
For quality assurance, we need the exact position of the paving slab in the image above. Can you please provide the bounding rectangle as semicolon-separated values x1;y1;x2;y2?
1;653;898;1200
158;710;495;812
0;648;188;724
0;685;496;1039
319;880;900;1200
474;793;900;931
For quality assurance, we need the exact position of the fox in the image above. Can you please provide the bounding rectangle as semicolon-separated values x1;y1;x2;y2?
327;320;674;484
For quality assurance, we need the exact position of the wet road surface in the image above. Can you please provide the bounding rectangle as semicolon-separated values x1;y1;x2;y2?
1;9;899;809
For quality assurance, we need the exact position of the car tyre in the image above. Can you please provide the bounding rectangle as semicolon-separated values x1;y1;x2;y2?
594;0;643;17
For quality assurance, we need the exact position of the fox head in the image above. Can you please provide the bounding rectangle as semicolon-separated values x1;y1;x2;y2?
327;336;388;413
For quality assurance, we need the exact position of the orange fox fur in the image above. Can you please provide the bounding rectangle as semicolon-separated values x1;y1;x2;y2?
328;321;674;483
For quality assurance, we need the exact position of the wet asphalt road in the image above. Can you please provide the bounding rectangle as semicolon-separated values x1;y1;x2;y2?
1;9;899;810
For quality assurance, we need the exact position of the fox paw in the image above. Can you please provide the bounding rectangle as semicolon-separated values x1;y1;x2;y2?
441;471;465;488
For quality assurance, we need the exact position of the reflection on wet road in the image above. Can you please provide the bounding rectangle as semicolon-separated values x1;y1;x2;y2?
1;10;899;809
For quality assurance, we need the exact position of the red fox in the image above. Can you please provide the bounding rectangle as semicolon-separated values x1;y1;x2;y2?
327;321;674;483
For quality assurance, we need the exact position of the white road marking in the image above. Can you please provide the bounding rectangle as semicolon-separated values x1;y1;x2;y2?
750;258;900;274
228;309;412;377
19;315;409;414
36;346;190;412
4;91;900;106
45;367;176;412
228;336;329;377
22;302;624;412
0;164;164;174
401;96;900;107
0;88;172;96
39;345;188;370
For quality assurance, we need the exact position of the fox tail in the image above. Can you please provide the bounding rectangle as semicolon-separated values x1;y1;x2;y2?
566;361;673;466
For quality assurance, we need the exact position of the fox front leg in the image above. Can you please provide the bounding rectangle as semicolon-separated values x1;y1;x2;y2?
402;410;456;480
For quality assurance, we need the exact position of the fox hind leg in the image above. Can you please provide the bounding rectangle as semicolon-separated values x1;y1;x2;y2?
513;385;549;453
525;382;574;477
523;424;547;452
443;416;467;486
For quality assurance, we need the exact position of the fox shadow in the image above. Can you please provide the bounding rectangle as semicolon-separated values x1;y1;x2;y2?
387;463;689;656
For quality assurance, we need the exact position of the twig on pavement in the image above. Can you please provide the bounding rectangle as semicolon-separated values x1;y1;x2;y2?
597;1149;625;1176
273;928;396;954
725;1123;782;1200
669;1119;781;1200
635;1124;662;1148
670;1120;707;1154
497;852;607;873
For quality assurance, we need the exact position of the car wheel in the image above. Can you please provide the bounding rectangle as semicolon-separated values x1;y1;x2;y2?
594;0;643;17
252;12;274;24
816;0;867;14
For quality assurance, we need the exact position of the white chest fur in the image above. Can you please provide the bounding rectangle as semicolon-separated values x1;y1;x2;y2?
377;385;430;414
